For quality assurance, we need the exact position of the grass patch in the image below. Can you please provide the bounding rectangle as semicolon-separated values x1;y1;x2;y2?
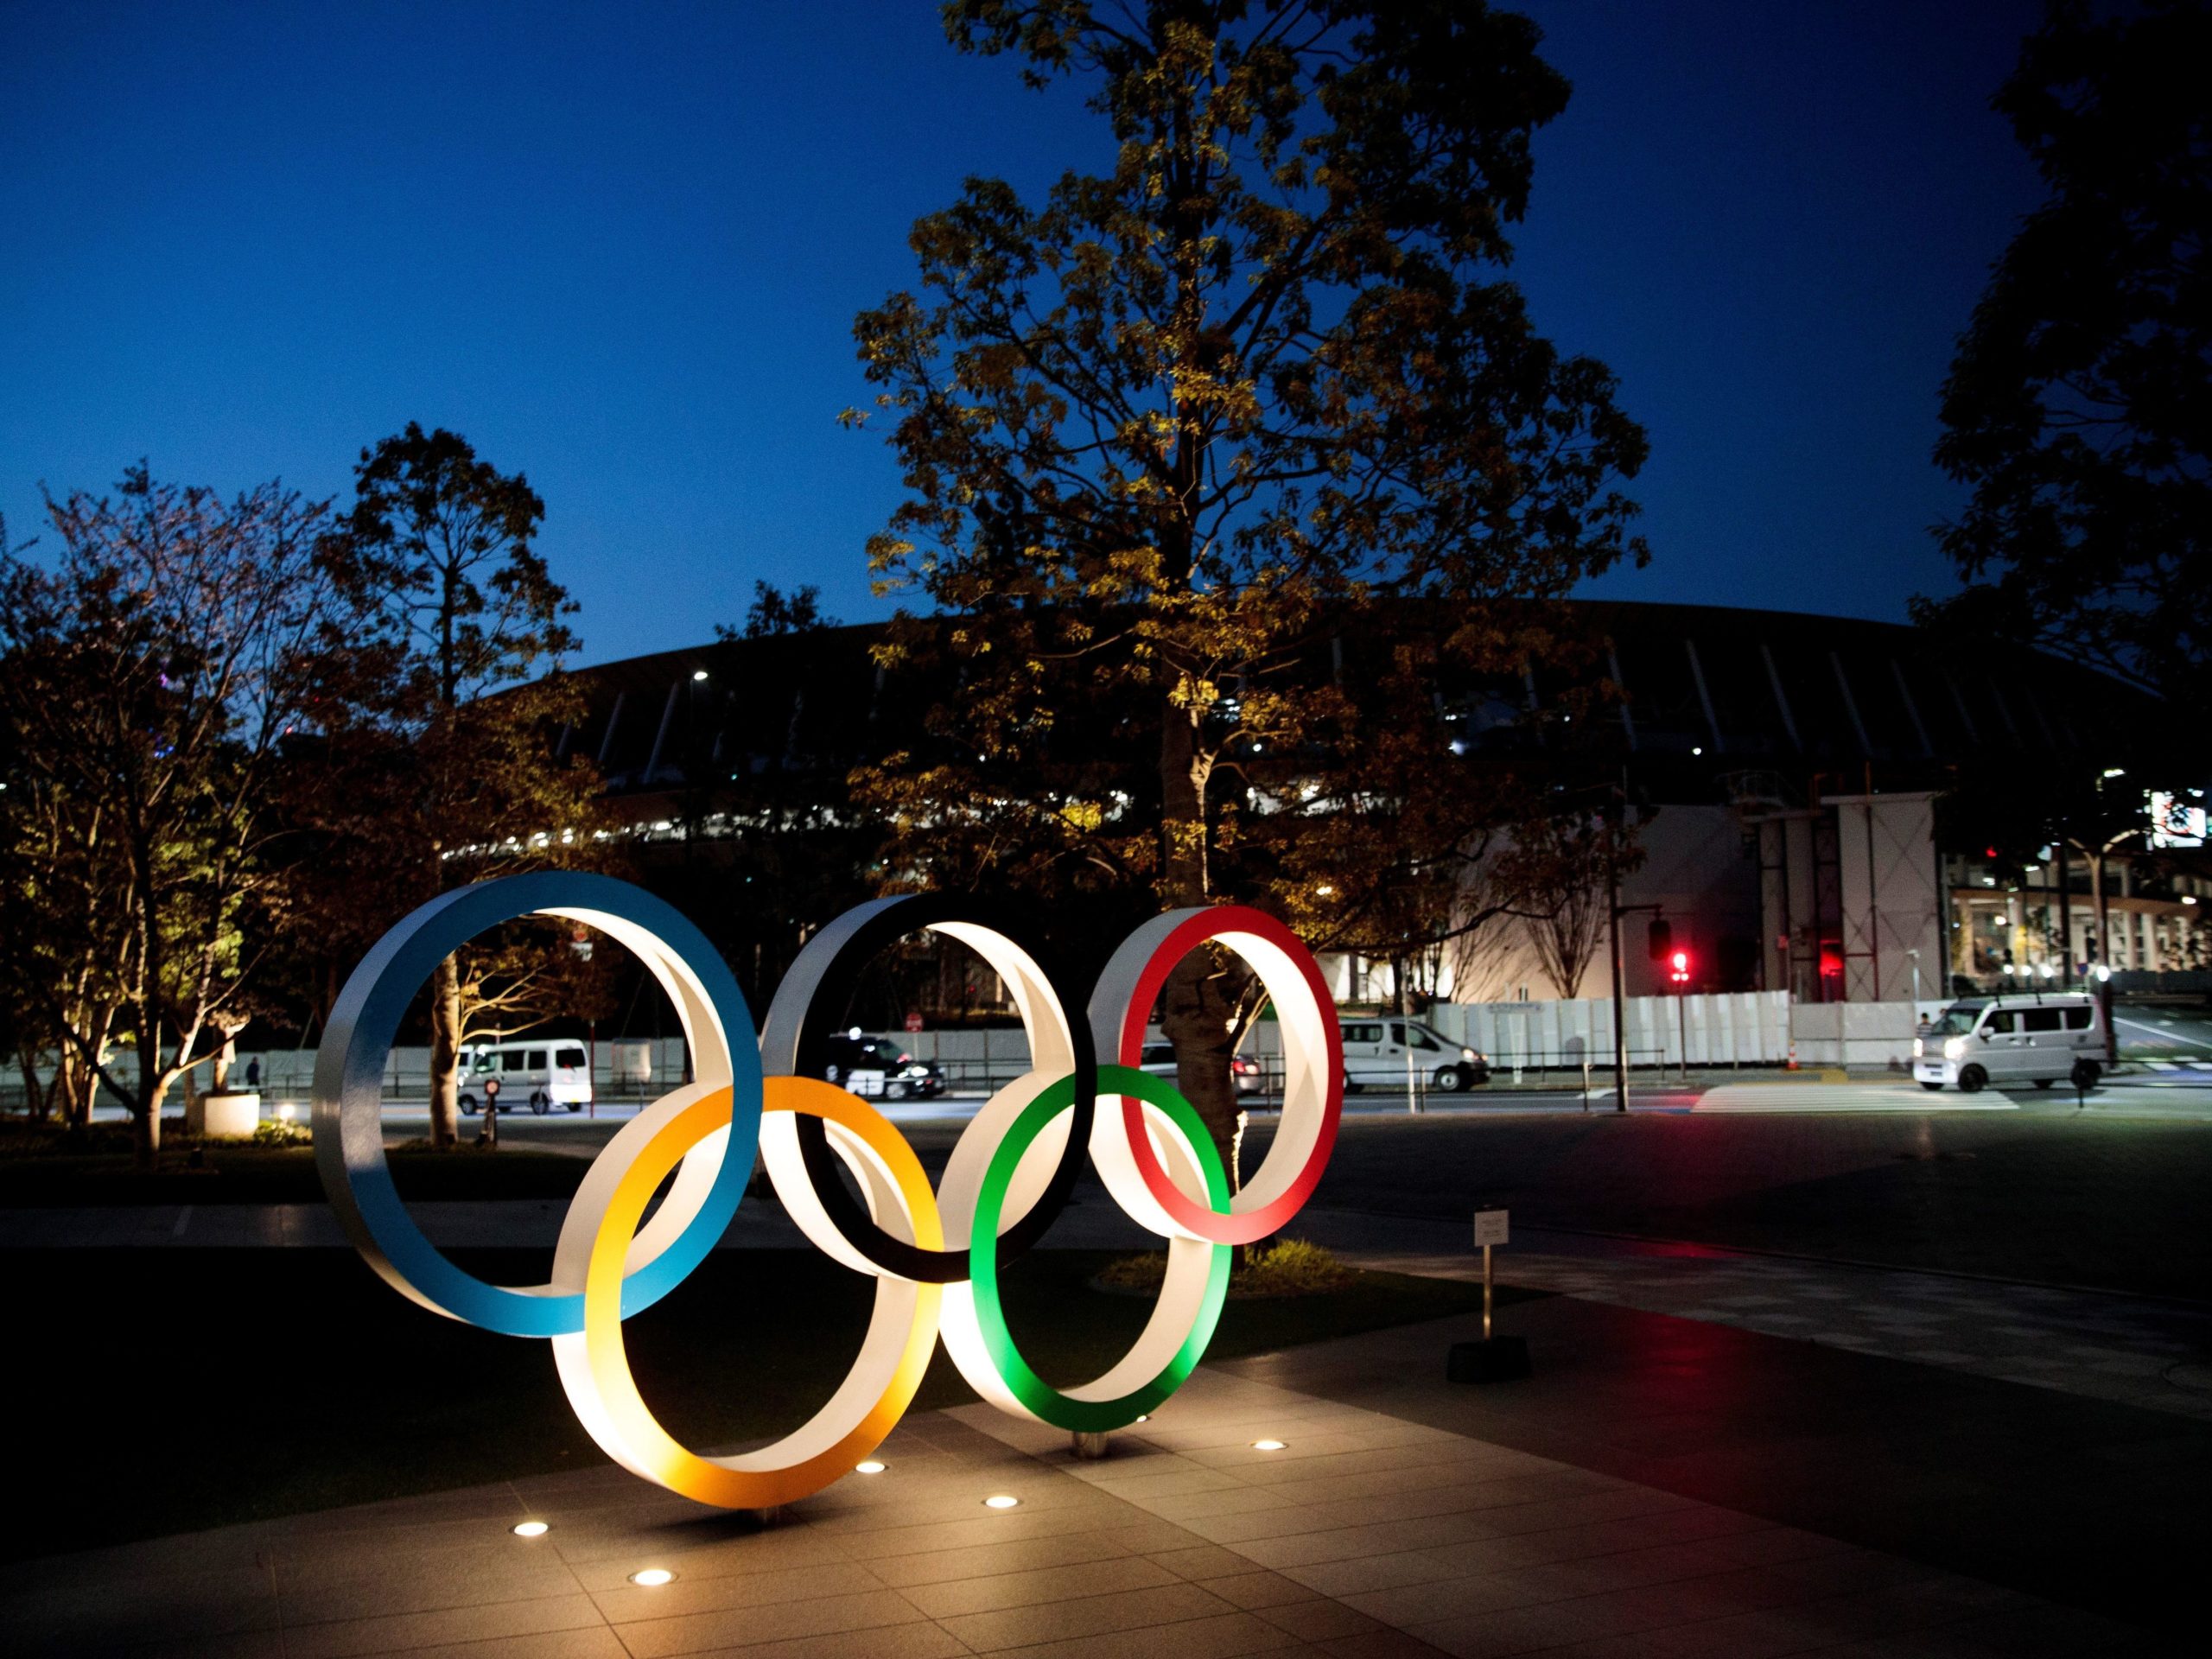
1;1247;1528;1561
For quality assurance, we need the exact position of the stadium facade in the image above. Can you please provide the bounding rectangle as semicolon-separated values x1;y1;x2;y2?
552;601;2206;1009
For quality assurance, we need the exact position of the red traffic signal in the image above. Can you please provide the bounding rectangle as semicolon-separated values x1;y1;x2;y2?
1669;950;1688;974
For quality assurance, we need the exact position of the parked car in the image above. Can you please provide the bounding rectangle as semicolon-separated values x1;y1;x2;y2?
1337;1020;1490;1091
1137;1043;1265;1095
1913;993;2103;1093
458;1041;592;1115
826;1032;947;1101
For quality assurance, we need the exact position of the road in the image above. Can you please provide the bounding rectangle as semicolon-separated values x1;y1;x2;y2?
303;1073;2209;1297
67;1065;2212;1298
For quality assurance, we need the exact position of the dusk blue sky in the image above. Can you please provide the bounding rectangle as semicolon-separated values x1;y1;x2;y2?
1;1;2045;669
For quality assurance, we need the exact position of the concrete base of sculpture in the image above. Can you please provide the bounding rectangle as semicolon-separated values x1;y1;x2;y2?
189;1091;261;1137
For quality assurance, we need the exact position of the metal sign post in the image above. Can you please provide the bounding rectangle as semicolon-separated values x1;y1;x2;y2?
1448;1209;1530;1383
1475;1207;1506;1338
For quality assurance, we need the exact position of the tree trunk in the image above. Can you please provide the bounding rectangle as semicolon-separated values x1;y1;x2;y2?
1155;680;1252;1192
58;1051;86;1130
65;1046;99;1129
132;1058;163;1172
17;1054;49;1122
59;1003;115;1131
1161;952;1248;1192
429;952;463;1150
1158;694;1208;907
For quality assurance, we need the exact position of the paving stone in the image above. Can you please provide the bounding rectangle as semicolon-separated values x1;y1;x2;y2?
0;1337;2167;1656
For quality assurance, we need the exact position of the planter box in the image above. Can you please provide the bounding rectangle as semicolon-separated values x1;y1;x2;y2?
188;1091;260;1137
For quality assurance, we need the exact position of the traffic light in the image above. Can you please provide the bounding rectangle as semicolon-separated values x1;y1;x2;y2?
1669;949;1691;985
1648;918;1672;962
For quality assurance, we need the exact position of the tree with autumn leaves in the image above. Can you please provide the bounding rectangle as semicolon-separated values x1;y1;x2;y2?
849;1;1649;1176
0;430;603;1161
0;474;346;1163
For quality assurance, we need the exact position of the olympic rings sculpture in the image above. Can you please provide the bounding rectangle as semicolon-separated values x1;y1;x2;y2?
313;873;1343;1509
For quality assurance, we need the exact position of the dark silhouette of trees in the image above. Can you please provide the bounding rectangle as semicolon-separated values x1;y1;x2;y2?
1921;0;2210;715
315;424;603;1149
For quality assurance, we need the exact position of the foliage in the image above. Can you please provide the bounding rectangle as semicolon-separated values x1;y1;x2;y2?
849;2;1647;1171
313;424;607;1147
1919;0;2211;717
0;468;348;1166
1095;1235;1353;1297
735;580;842;639
1500;804;1643;1001
1234;1235;1355;1295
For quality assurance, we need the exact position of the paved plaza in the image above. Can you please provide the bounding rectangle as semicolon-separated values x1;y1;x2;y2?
0;1361;2155;1659
8;1096;2208;1655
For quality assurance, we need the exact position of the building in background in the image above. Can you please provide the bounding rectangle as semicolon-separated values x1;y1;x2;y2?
550;601;2196;1012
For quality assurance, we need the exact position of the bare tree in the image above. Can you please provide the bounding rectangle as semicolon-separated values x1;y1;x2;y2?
1504;810;1637;1001
0;468;346;1166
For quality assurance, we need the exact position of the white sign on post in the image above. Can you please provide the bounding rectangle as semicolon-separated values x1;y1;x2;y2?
1473;1209;1509;1248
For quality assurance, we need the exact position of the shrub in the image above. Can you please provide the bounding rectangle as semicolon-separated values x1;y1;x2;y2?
1237;1238;1354;1297
1090;1237;1352;1300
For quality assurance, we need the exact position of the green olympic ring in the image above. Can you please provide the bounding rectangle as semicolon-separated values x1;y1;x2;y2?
966;1066;1232;1432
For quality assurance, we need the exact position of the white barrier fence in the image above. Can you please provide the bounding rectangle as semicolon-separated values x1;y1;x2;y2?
14;1038;699;1111
7;996;1933;1115
236;998;1920;1096
1421;995;1921;1073
1422;993;1793;1075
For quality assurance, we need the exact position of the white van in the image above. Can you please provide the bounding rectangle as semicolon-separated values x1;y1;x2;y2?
458;1040;593;1115
1338;1019;1490;1092
1913;994;2104;1094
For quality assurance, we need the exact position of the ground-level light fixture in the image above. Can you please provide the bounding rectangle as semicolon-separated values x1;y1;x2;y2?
855;1460;886;1475
982;1494;1020;1510
276;1103;296;1122
512;1521;549;1537
629;1568;675;1586
1251;1439;1287;1452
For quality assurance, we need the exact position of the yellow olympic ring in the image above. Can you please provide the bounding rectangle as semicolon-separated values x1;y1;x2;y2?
550;1077;943;1509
